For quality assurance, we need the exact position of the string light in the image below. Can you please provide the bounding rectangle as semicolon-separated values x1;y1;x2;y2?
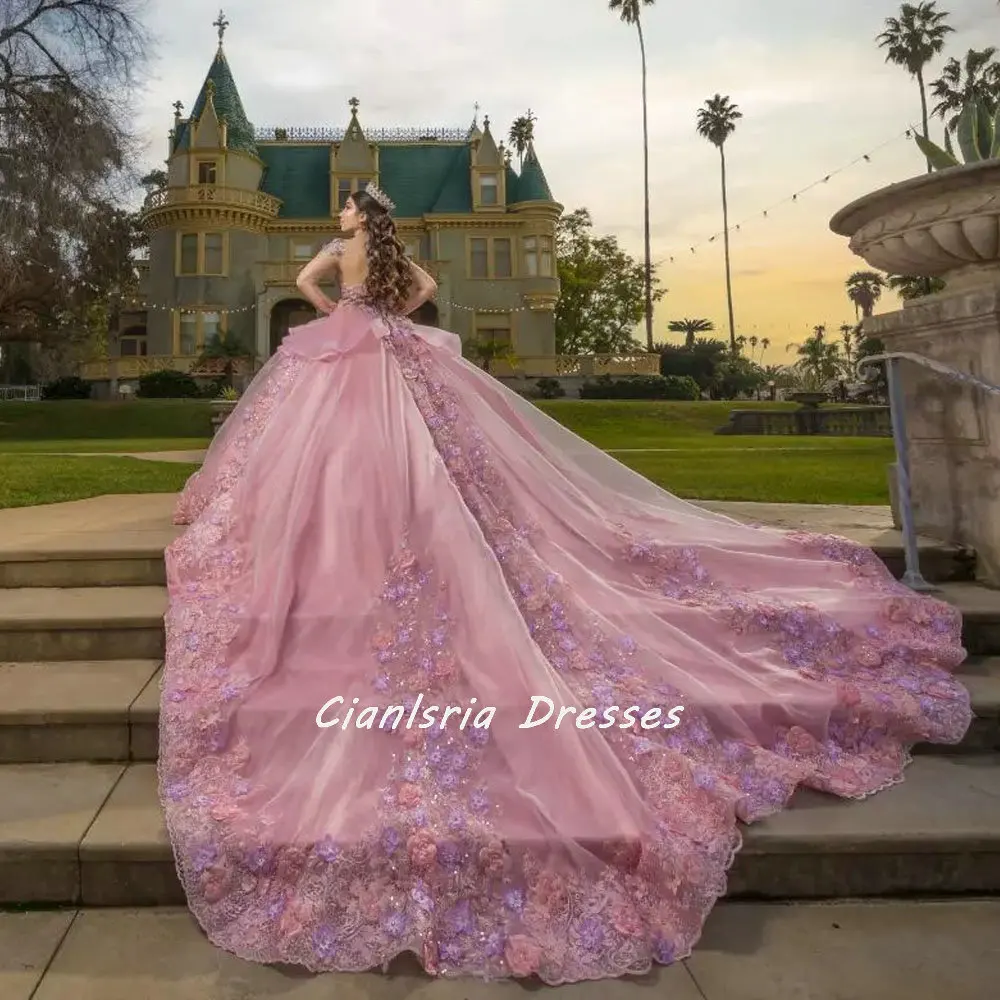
6;264;542;317
656;128;914;266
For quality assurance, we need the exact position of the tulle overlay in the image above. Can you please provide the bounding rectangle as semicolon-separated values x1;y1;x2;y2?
161;286;972;984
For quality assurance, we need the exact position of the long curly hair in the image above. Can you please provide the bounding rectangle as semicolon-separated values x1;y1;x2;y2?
351;189;411;312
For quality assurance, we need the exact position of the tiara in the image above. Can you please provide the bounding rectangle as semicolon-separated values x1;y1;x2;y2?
365;182;395;213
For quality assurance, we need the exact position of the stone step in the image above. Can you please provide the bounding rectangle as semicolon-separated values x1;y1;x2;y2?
6;901;1000;1000
1;580;998;670
946;582;1000;656
0;661;161;763
0;756;998;908
0;586;166;662
0;527;975;589
1;659;994;766
0;496;179;589
0;547;167;589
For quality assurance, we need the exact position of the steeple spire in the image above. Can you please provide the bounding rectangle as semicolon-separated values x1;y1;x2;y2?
213;9;229;48
513;141;555;203
171;14;256;155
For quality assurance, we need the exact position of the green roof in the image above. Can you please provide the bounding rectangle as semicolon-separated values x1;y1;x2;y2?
260;145;330;217
505;163;520;202
226;138;557;220
515;143;553;202
382;144;470;215
174;49;256;155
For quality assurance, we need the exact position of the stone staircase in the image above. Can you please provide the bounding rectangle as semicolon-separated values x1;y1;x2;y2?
0;505;999;911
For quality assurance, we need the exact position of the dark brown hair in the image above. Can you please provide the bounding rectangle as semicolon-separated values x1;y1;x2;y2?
350;189;411;312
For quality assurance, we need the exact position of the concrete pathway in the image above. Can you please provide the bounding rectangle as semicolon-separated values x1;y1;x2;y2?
3;901;996;999
0;494;906;557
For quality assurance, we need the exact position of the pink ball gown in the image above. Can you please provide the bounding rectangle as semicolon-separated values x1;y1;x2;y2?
162;249;971;983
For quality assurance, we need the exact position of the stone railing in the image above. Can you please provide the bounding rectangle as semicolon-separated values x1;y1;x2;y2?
716;405;891;436
79;352;660;382
142;185;282;217
79;356;256;380
0;384;41;401
262;261;305;285
494;354;661;378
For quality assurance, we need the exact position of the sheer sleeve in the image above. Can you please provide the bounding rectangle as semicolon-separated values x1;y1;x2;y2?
321;238;345;256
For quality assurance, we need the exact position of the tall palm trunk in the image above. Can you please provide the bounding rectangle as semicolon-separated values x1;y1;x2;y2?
637;18;654;351
917;67;932;173
718;144;736;353
916;66;934;293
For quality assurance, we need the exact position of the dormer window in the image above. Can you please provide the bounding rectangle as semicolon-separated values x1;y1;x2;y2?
335;175;374;210
479;173;499;206
197;160;217;184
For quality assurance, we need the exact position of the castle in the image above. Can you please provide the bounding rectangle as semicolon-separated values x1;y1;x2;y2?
86;13;563;391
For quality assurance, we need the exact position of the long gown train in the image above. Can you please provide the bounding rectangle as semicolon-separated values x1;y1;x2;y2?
161;284;971;983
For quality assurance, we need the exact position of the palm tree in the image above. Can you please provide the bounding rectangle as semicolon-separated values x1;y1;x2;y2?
839;323;856;367
795;331;843;389
877;2;954;170
930;47;1000;132
887;273;947;299
696;94;742;354
667;317;714;348
845;270;886;319
609;0;656;351
507;110;537;168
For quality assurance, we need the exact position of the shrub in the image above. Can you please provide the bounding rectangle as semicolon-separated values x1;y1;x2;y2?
579;373;700;400
534;377;566;399
42;376;92;400
137;370;200;398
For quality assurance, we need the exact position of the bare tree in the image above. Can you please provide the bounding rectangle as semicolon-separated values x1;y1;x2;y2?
0;0;149;345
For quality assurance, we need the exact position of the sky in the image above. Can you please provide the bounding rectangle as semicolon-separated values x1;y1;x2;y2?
133;0;998;359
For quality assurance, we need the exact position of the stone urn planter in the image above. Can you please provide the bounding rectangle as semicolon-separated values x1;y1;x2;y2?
830;158;1000;581
788;391;828;409
830;159;1000;290
209;398;238;435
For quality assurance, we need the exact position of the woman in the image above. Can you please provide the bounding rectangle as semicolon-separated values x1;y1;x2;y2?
161;183;970;983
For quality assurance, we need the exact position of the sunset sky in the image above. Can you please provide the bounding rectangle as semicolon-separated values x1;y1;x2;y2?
135;0;999;359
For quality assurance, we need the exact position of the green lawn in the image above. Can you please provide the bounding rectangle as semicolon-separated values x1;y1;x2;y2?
0;399;894;509
616;445;892;504
0;455;200;510
0;437;209;454
0;399;214;441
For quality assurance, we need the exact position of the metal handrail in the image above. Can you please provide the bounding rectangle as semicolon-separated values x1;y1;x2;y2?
857;352;1000;592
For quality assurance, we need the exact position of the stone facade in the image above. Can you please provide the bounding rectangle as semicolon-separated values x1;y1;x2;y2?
99;24;562;390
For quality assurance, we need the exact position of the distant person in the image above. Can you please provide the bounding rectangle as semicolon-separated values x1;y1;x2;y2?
160;181;970;985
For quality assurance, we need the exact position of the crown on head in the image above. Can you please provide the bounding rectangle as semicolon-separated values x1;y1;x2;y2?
365;182;395;213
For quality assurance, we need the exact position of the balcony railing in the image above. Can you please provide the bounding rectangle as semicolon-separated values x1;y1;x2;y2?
79;355;256;380
262;261;306;284
493;354;661;378
142;185;282;216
